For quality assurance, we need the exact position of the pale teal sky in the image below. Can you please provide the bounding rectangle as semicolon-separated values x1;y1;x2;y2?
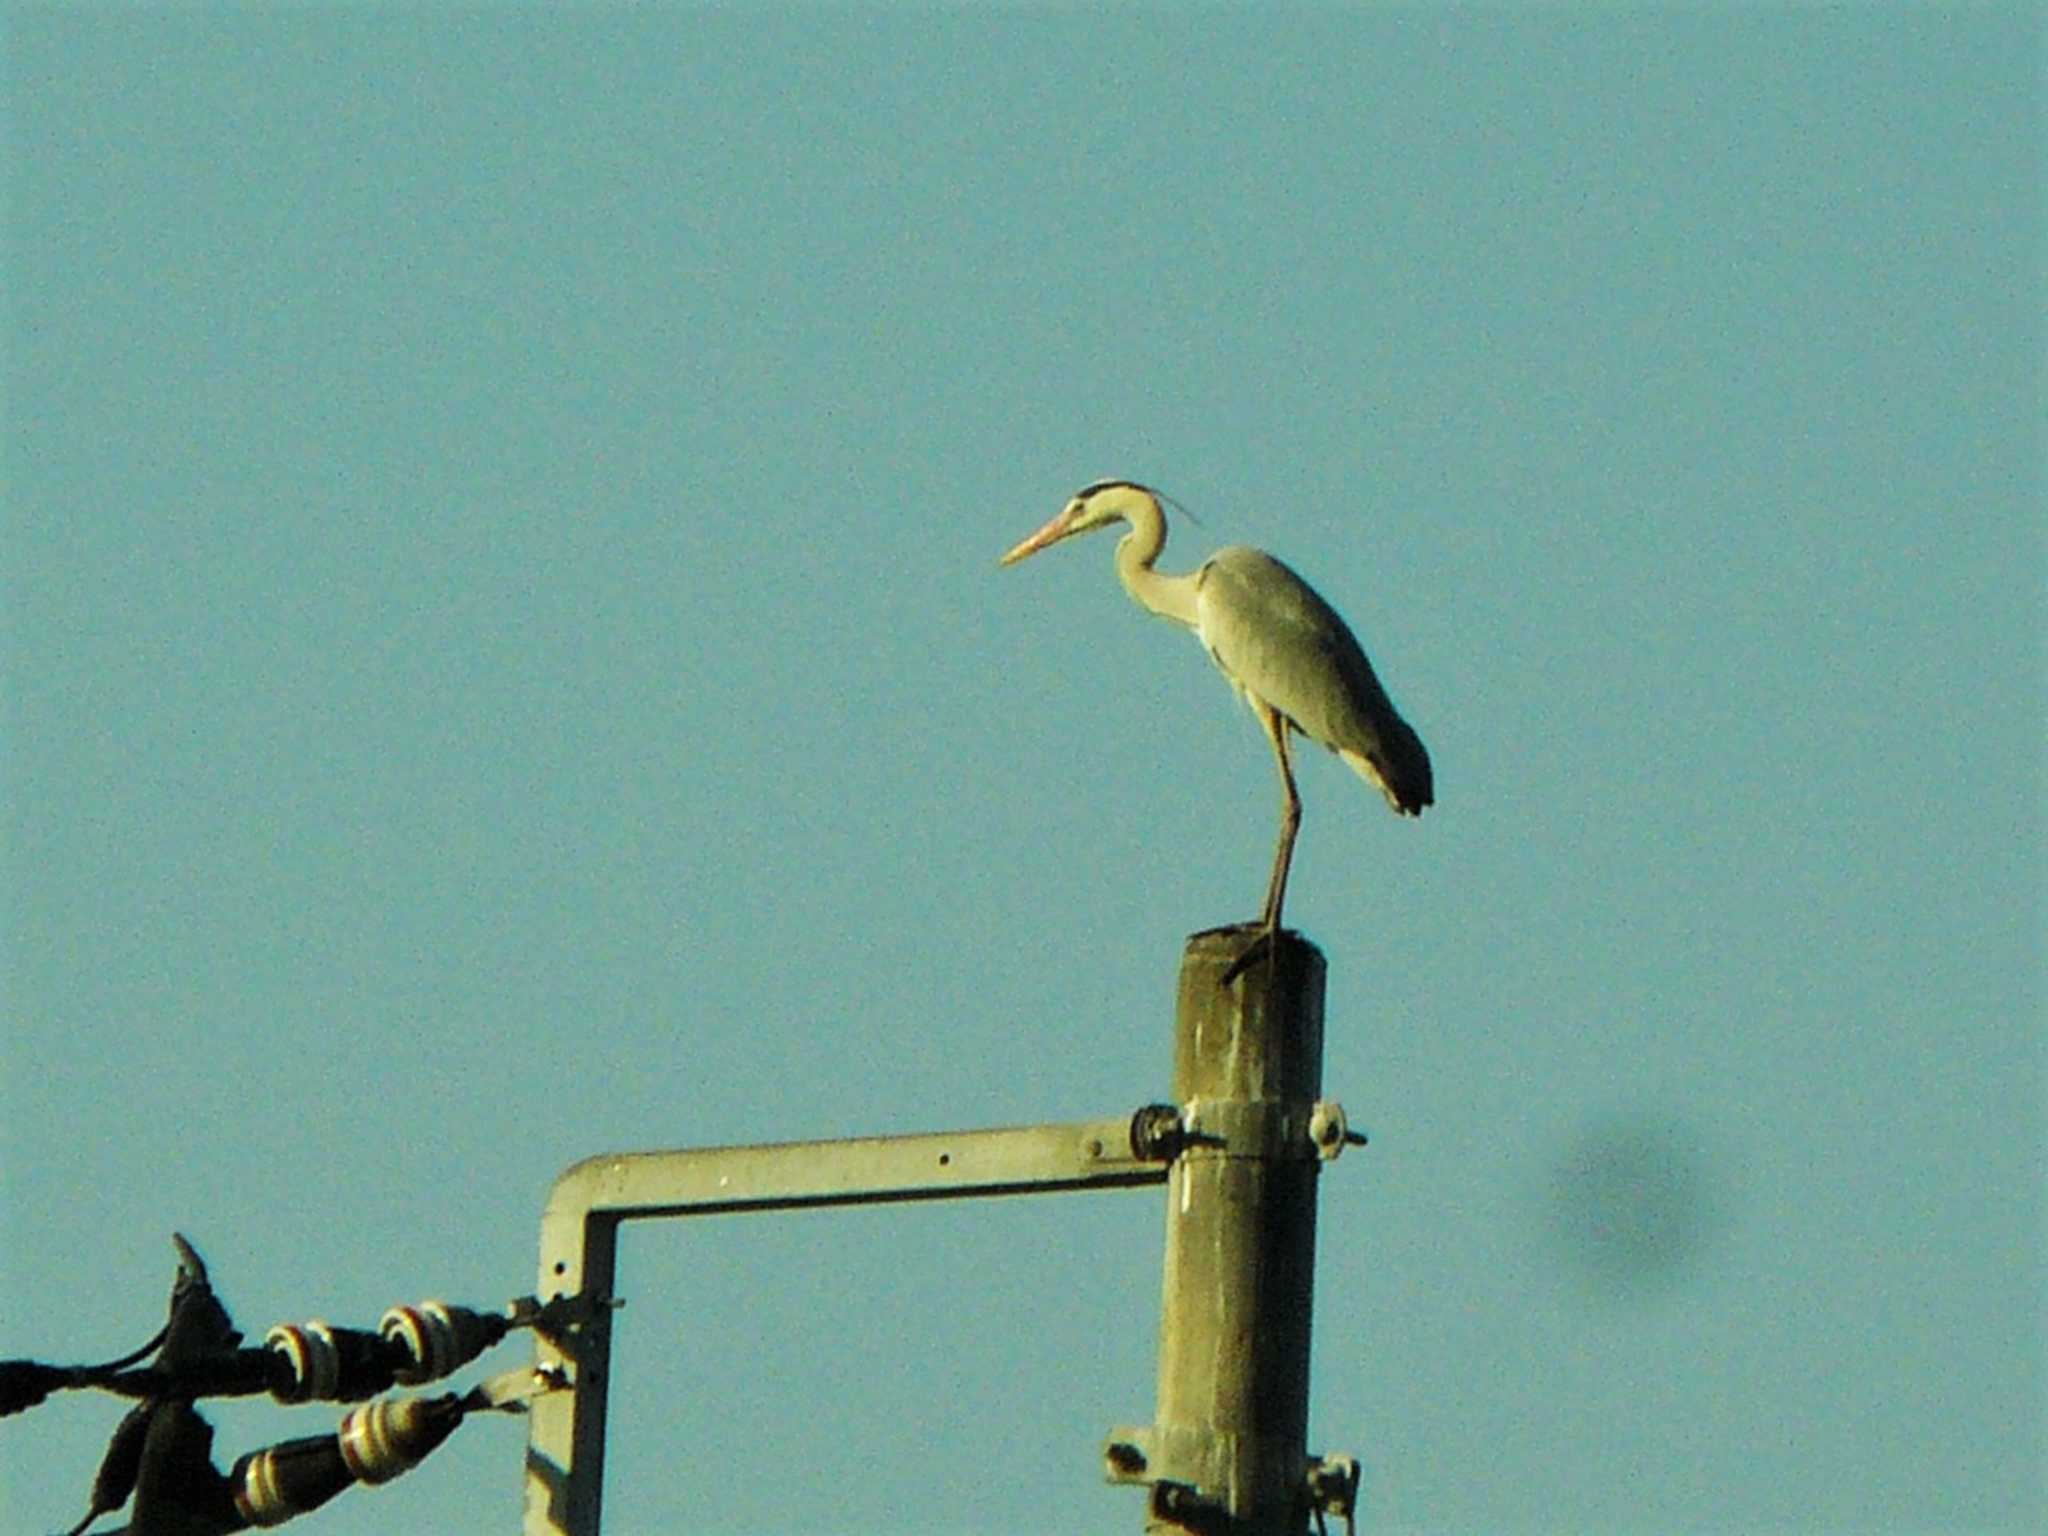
4;7;2041;1534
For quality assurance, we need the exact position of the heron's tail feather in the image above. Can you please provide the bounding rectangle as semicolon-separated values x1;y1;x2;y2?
1339;722;1433;817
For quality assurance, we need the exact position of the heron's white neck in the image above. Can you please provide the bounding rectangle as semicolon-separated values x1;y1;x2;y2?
1105;487;1199;629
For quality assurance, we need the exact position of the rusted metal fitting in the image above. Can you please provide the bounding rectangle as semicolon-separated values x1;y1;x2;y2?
1128;1103;1186;1162
1306;1452;1362;1535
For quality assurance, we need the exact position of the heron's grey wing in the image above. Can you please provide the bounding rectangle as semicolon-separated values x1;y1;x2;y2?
1196;546;1433;813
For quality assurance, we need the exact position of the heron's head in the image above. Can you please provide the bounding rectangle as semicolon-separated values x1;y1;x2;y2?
999;480;1159;566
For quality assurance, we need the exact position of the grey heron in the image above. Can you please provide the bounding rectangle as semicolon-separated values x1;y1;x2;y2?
1000;478;1432;943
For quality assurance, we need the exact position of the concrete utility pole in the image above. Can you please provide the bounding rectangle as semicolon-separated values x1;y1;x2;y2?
1106;926;1359;1534
524;925;1361;1535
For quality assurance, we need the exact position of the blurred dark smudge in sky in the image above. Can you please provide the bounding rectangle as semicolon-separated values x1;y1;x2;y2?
1545;1110;1723;1303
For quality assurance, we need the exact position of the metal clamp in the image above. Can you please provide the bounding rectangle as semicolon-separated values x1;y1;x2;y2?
1307;1452;1362;1536
1105;1423;1325;1525
1163;1097;1368;1162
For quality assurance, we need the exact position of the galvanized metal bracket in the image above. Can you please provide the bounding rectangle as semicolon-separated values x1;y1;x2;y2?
1102;1425;1362;1533
1172;1096;1364;1162
520;1291;621;1341
526;1113;1171;1535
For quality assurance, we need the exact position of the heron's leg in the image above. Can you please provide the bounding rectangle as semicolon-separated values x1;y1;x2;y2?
1222;703;1301;987
1258;702;1302;935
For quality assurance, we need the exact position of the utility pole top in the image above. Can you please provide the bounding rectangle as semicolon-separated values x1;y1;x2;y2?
1177;924;1327;1100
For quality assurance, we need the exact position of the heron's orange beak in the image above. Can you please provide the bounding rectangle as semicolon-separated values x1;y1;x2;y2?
998;506;1079;567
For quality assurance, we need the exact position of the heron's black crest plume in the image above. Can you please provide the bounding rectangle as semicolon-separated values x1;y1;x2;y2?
1075;478;1202;528
1156;487;1201;528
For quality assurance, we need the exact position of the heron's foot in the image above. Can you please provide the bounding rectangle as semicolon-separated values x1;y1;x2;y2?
1219;927;1275;987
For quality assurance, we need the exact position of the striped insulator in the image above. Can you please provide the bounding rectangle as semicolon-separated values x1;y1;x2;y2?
336;1396;448;1485
232;1438;350;1528
264;1321;340;1403
379;1301;467;1385
234;1445;297;1527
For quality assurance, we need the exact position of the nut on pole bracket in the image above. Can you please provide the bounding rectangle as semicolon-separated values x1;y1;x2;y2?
1307;1100;1367;1162
1103;1422;1220;1494
1102;1425;1157;1482
1102;1424;1227;1531
1306;1452;1362;1535
1129;1103;1187;1162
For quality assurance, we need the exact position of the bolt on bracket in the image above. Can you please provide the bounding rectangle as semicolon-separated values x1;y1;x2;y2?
1128;1103;1187;1162
1306;1100;1368;1162
1306;1452;1362;1536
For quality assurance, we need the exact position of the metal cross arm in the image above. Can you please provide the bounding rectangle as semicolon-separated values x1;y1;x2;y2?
522;1112;1171;1535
